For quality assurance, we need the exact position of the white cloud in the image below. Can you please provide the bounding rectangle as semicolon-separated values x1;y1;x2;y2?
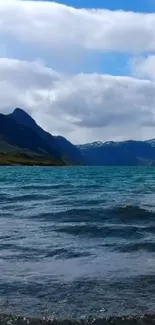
1;1;155;53
1;57;155;144
1;1;155;143
130;55;155;80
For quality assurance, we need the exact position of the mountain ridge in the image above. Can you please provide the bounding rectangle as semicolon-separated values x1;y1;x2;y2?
77;140;155;166
9;108;84;165
0;112;67;165
1;108;155;166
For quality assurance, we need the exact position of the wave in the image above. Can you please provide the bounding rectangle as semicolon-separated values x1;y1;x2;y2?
19;184;67;191
4;193;51;203
55;224;144;239
0;243;91;261
27;205;155;224
116;242;155;253
111;206;155;221
46;248;91;259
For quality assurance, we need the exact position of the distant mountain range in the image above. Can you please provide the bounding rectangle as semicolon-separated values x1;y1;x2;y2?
77;140;155;166
1;108;155;166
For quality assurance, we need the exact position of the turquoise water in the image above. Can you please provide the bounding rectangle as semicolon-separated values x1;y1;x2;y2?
0;166;155;318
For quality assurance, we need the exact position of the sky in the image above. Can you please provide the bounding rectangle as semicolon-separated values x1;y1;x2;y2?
1;0;155;144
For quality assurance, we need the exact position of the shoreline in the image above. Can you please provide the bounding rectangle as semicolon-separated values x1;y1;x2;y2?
1;314;155;325
0;152;69;167
0;163;66;167
0;158;67;167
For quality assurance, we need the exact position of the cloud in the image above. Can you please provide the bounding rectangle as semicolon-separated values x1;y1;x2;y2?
130;55;155;80
1;57;155;143
1;1;155;143
1;1;155;54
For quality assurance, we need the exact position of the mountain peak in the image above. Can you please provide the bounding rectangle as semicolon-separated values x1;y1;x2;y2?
7;108;84;163
13;108;31;117
9;108;36;128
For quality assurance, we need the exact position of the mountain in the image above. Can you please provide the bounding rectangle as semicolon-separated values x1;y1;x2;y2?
9;108;84;164
54;135;85;165
77;140;155;166
2;107;155;166
0;113;65;165
8;108;61;159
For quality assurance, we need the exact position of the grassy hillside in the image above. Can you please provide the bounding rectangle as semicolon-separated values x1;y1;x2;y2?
0;152;67;166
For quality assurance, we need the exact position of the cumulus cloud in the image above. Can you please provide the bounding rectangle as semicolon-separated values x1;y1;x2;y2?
130;55;155;80
1;1;155;143
1;1;155;53
1;57;155;143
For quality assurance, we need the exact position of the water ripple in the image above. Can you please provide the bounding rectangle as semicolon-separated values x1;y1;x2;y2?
1;166;155;318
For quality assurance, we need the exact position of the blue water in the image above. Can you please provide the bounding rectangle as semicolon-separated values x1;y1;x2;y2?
0;166;155;319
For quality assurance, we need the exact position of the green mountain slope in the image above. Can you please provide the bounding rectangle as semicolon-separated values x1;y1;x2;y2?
0;113;66;166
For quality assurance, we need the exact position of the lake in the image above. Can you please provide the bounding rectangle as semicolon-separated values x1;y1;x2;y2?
0;166;155;319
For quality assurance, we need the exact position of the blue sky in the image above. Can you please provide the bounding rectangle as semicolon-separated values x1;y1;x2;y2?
32;0;155;12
